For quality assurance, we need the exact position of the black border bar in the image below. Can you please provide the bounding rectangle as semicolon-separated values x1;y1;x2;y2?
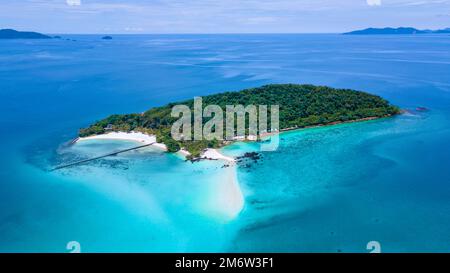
0;253;446;272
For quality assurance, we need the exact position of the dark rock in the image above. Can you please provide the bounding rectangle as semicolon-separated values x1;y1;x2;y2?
416;106;429;112
236;152;262;162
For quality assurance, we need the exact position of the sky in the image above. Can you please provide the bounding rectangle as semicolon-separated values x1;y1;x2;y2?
1;0;449;34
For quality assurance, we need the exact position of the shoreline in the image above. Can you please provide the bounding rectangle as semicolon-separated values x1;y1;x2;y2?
74;115;397;161
75;131;235;162
201;148;236;163
259;114;396;140
76;131;168;151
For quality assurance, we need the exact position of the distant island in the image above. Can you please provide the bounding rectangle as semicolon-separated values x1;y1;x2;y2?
344;27;450;35
79;84;400;158
0;29;51;39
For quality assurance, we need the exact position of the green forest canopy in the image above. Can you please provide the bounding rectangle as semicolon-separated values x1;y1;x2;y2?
79;84;400;157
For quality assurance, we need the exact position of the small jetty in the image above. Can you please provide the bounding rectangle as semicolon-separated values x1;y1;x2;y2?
51;143;155;171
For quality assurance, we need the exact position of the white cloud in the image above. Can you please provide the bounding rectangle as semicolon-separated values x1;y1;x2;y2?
10;0;449;33
66;0;81;6
125;27;144;32
367;0;382;6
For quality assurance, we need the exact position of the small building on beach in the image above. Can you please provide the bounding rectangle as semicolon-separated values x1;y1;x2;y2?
104;124;113;131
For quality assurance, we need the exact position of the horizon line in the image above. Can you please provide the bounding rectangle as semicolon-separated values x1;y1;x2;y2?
46;32;342;35
3;26;449;36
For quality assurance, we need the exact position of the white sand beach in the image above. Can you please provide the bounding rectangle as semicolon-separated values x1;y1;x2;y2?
199;150;242;218
177;149;191;157
202;149;235;162
212;163;244;219
76;132;234;161
76;132;168;151
76;131;243;218
176;148;235;162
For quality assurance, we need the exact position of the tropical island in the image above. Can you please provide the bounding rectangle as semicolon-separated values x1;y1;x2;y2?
344;27;450;35
78;84;400;159
0;29;52;39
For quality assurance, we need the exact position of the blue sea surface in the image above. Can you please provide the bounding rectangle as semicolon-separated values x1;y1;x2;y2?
1;34;450;252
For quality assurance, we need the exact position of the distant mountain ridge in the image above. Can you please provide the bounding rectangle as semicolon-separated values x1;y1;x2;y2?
344;27;450;35
0;29;51;39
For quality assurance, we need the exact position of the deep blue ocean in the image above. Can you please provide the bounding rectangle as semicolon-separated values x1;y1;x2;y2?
1;34;450;252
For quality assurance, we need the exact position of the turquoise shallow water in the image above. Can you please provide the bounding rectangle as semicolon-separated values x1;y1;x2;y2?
1;34;450;252
225;111;450;252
